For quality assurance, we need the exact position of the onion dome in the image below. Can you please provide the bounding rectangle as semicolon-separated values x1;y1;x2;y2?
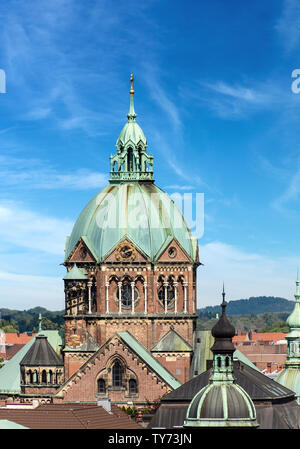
210;286;235;354
184;286;258;428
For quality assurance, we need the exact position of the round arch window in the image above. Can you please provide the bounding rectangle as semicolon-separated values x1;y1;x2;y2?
116;282;139;308
158;285;175;304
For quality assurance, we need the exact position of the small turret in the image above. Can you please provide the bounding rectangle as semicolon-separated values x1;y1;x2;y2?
184;286;258;428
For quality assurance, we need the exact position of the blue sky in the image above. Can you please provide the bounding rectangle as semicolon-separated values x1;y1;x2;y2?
0;0;300;310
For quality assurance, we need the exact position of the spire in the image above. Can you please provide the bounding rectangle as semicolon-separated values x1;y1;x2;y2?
110;74;154;183
38;313;42;332
127;74;136;122
295;269;300;302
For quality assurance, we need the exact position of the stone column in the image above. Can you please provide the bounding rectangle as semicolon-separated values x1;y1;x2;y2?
174;281;178;314
105;281;110;314
163;282;169;314
183;281;188;313
118;281;122;314
144;281;148;314
87;281;92;314
131;281;135;314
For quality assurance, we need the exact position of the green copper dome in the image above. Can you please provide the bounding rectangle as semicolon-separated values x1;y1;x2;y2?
65;76;198;264
65;182;198;263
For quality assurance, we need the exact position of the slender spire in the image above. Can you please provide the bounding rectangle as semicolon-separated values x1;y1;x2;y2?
127;73;136;122
38;313;42;332
295;269;300;302
221;282;226;314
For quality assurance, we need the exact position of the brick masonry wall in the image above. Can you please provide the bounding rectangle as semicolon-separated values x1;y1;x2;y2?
59;336;172;405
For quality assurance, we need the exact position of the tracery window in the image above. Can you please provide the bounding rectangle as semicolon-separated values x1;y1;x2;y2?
116;282;138;307
158;285;175;304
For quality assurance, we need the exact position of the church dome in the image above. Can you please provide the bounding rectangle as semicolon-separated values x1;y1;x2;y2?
65;182;198;263
65;75;198;264
184;383;257;428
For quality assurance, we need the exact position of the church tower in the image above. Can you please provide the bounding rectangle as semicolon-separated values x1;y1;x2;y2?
62;75;200;387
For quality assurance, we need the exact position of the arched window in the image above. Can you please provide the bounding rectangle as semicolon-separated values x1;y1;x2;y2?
28;370;33;384
97;378;106;394
225;356;230;368
158;285;175;304
117;281;138;307
41;370;47;384
129;379;137;394
217;357;221;368
112;361;123;387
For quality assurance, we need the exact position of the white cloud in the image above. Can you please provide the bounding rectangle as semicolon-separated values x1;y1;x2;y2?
276;0;300;52
0;155;108;190
197;241;299;307
0;201;72;255
0;271;64;310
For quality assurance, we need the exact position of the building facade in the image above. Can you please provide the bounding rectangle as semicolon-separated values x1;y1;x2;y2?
55;75;200;405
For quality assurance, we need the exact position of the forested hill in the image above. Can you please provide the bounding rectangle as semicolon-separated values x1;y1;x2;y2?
0;297;296;333
197;296;294;317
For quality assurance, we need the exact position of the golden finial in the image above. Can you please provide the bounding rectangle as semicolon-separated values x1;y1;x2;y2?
130;74;134;96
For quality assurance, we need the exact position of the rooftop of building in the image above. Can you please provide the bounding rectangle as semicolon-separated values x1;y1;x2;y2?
0;402;142;429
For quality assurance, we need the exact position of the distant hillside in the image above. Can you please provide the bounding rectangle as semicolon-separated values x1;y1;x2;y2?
0;307;64;333
197;296;294;317
0;296;295;334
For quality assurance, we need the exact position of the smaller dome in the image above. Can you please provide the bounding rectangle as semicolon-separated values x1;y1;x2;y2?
184;383;258;428
116;121;147;147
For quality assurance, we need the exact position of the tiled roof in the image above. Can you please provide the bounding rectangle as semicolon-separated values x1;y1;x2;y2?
233;332;287;343
5;333;36;345
0;403;142;429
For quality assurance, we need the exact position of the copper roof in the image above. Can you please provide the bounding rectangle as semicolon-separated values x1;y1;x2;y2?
0;403;142;429
20;335;63;367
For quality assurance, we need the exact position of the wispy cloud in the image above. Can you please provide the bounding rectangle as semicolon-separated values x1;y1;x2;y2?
276;0;300;52
198;241;299;306
0;270;64;310
0;155;108;190
0;201;72;255
188;80;276;119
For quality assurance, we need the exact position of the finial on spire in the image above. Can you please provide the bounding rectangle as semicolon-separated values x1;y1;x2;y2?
127;73;136;121
130;74;134;96
222;283;226;312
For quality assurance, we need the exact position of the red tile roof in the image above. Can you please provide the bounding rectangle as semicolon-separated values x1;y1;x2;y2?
5;333;36;345
233;332;287;344
0;403;143;429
